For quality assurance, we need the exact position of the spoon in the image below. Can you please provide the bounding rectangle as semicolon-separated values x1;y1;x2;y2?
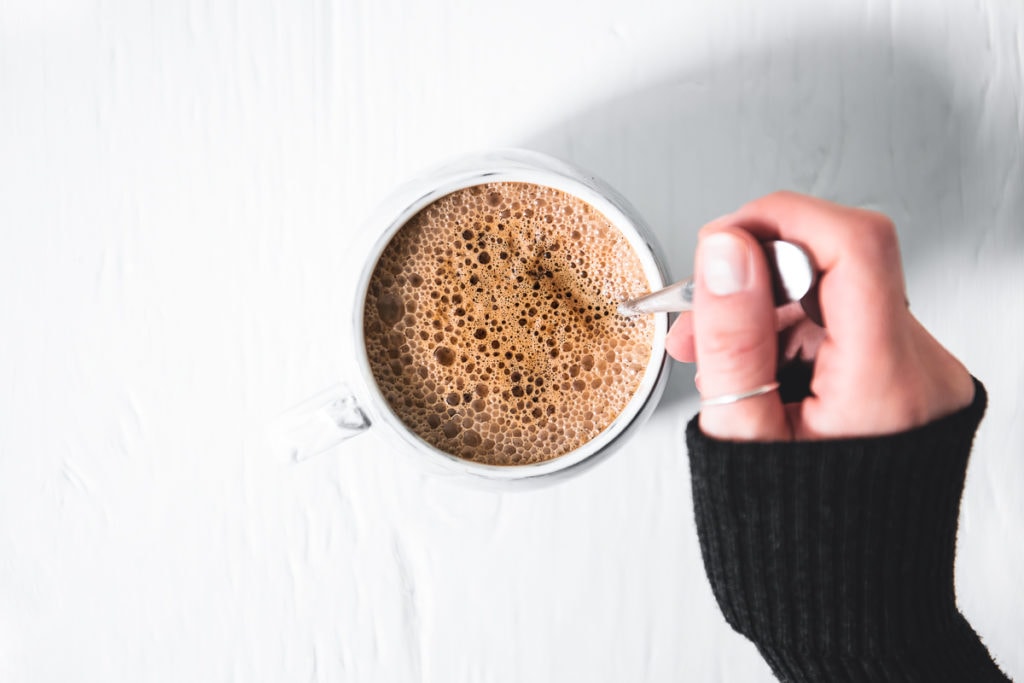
617;240;816;316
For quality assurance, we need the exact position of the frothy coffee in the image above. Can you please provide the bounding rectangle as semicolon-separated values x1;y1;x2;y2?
363;182;654;465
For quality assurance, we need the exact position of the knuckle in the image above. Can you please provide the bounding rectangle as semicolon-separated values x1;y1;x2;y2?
849;209;901;262
857;209;897;243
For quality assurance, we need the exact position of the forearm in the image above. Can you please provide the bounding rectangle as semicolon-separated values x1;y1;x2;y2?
687;379;1009;682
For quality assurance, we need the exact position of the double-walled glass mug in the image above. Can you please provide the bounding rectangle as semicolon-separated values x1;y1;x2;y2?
274;149;671;485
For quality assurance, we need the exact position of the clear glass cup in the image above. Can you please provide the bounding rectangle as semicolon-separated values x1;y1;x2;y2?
273;149;671;485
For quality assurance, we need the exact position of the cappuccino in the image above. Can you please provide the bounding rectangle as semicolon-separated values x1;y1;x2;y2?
363;182;654;465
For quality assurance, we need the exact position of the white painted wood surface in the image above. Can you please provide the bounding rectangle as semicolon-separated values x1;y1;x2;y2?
2;1;1021;680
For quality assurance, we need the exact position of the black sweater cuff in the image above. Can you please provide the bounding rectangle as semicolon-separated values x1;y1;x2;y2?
686;379;1009;682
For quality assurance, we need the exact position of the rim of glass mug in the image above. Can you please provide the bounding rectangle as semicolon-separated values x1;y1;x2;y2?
346;150;671;481
272;149;671;481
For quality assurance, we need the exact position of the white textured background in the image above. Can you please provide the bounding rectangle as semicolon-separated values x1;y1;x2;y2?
1;0;1022;681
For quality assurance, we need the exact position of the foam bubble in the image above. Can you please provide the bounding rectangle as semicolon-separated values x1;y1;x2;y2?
363;182;654;465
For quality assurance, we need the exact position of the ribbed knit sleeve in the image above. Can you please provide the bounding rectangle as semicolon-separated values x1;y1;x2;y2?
687;379;1010;682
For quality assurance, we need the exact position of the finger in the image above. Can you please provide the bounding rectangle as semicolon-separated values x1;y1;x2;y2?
728;192;908;341
668;263;811;366
694;227;790;440
666;312;695;362
668;299;807;365
776;300;809;330
779;317;827;364
670;294;812;367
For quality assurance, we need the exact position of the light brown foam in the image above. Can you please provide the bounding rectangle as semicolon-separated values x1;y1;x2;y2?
363;182;655;465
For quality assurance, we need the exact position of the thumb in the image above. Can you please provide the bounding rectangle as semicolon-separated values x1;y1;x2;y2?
693;227;790;440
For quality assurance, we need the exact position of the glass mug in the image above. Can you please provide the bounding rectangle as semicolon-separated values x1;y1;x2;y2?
275;149;671;484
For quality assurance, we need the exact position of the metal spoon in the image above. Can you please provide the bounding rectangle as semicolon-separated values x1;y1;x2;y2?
617;240;816;316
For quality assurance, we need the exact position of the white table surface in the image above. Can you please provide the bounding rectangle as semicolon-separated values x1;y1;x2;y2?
2;1;1022;681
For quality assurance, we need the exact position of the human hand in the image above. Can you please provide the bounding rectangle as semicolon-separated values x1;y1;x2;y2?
666;192;975;441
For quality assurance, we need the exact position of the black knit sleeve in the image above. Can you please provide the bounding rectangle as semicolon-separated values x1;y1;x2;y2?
686;379;1011;682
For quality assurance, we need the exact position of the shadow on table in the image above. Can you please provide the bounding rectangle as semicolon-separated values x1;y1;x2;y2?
521;29;1013;411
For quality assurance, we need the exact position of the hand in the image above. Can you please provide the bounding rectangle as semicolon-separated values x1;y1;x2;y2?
666;191;975;441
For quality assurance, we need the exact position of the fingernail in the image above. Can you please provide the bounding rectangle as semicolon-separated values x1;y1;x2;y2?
701;232;750;296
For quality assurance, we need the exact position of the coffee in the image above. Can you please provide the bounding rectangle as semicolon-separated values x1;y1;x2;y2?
363;182;654;465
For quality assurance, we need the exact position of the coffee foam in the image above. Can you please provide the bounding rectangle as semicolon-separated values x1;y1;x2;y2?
363;182;655;465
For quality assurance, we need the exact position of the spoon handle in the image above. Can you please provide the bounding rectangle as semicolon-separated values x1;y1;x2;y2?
617;278;696;316
618;240;815;316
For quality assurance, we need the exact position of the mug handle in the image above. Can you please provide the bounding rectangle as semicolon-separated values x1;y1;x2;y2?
270;383;371;462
